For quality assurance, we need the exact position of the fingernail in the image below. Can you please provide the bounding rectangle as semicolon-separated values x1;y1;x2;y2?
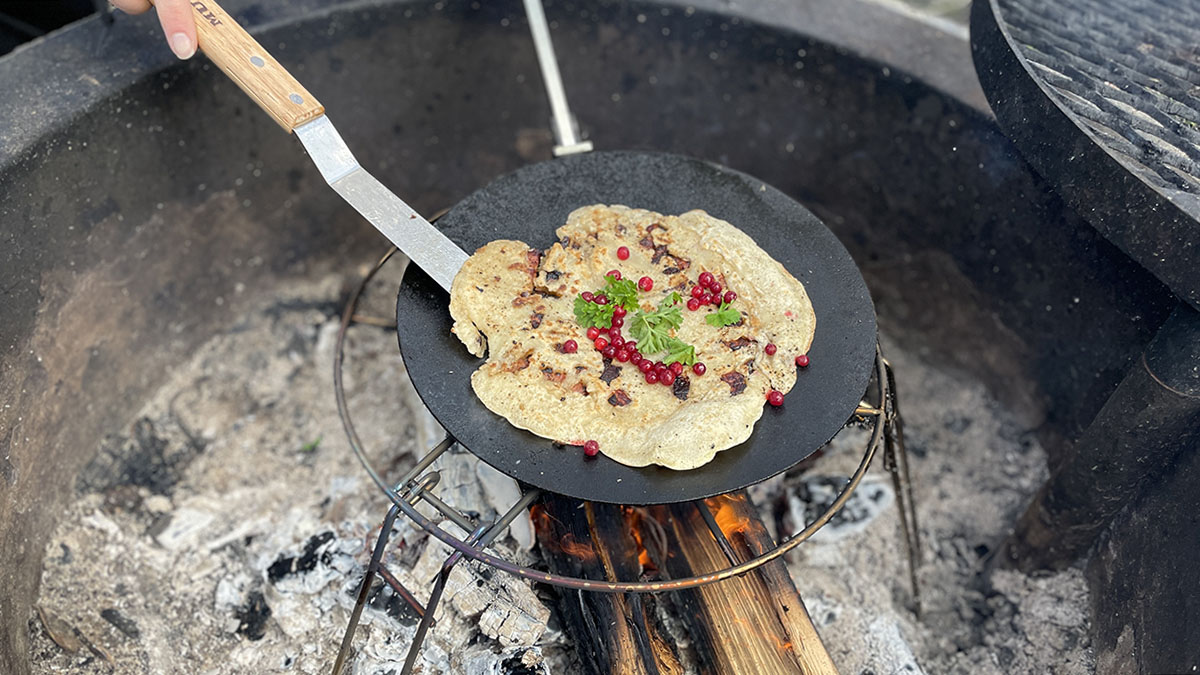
170;32;195;59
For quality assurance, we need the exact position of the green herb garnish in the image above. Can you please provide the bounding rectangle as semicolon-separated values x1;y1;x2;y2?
630;294;686;356
574;295;615;328
705;301;742;327
603;275;640;310
573;275;641;328
663;338;697;366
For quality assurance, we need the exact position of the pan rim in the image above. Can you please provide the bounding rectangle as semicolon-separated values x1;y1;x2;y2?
396;149;876;505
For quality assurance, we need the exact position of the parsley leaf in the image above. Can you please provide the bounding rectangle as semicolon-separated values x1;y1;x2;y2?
574;295;615;328
664;338;696;366
603;275;640;310
705;301;742;327
630;294;688;356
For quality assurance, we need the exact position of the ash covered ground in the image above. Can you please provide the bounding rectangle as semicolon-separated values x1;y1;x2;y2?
29;264;1092;674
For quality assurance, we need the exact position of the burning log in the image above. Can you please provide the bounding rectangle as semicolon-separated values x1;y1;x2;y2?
535;491;837;675
532;494;683;673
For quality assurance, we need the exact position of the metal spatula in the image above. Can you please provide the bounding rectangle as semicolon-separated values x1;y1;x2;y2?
169;0;468;291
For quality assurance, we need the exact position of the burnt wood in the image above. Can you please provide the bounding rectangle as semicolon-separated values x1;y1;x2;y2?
648;494;837;675
533;494;682;674
396;151;876;504
535;491;836;675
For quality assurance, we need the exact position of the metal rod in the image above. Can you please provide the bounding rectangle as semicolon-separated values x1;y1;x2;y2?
332;503;402;675
696;500;742;565
483;489;543;548
400;523;491;675
522;0;593;155
337;248;893;594
376;564;429;622
400;566;451;675
413;483;478;533
395;437;455;492
375;346;889;593
883;358;922;613
393;492;540;671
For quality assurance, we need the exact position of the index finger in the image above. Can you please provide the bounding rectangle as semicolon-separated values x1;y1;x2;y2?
152;0;199;59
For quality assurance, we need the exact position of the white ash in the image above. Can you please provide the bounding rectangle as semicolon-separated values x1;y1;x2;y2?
27;272;551;675
766;340;1094;675
27;270;1092;674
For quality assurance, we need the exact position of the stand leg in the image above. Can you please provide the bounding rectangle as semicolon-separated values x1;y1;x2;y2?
400;523;490;675
333;503;402;675
883;357;922;614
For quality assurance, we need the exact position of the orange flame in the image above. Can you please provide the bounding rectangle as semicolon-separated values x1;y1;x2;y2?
767;632;794;653
624;507;658;573
712;500;753;537
559;533;596;561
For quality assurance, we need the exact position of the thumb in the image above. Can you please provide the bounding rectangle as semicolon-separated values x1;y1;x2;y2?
153;0;199;60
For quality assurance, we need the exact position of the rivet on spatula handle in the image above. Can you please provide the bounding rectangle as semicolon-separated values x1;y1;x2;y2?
151;0;324;131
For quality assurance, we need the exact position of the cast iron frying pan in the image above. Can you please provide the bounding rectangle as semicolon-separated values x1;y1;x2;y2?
396;151;875;505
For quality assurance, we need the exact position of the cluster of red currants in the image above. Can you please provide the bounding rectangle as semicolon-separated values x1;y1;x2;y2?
687;271;736;311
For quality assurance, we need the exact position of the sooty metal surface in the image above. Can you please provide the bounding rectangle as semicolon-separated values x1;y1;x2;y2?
396;151;876;504
999;0;1200;198
971;0;1200;308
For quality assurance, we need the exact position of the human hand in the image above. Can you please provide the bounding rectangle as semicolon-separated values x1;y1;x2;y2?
110;0;198;60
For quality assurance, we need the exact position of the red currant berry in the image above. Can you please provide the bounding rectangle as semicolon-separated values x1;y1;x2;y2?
669;362;684;375
698;272;715;288
639;360;654;373
796;354;810;368
765;343;777;356
616;349;631;363
767;390;784;406
699;292;713;305
601;344;617;359
645;372;659;384
660;370;676;385
624;340;637;352
583;440;600;457
638;276;654;292
612;305;627;318
594;337;608;351
723;291;737;303
611;316;624;329
629;353;643;366
710;282;722;296
581;292;594;302
617;246;630;260
687;298;701;311
586;327;600;340
691;285;705;299
610;335;625;349
606;269;621;280
595;294;608;305
710;294;722;305
692;362;706;376
562;339;578;353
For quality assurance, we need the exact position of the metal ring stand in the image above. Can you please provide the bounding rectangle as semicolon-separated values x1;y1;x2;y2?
330;246;921;674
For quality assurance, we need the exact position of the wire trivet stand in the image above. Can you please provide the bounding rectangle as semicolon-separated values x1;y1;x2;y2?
331;247;921;675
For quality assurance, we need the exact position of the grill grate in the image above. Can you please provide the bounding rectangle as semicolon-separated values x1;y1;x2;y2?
1000;0;1200;197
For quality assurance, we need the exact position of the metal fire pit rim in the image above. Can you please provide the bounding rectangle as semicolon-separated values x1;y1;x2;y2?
0;0;984;173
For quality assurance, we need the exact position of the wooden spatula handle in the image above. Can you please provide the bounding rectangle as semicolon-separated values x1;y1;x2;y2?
153;0;325;131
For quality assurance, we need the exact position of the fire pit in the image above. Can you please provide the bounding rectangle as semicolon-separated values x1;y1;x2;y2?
0;0;1181;673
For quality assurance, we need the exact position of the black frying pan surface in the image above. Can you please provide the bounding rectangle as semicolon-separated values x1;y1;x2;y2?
396;151;875;505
